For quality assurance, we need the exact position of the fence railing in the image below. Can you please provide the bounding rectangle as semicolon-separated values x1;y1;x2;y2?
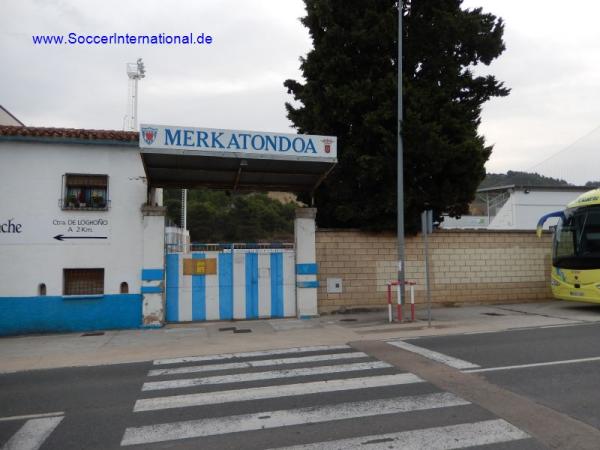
165;242;294;253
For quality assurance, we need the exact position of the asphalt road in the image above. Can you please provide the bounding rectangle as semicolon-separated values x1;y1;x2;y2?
393;322;600;434
0;361;149;449
0;343;544;450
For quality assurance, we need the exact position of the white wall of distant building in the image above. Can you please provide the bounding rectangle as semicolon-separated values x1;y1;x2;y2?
488;189;588;230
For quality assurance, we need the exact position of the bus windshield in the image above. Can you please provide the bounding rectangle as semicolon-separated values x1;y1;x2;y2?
553;205;600;269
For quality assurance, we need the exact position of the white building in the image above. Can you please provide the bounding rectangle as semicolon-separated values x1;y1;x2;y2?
0;124;336;335
0;126;165;335
441;185;590;230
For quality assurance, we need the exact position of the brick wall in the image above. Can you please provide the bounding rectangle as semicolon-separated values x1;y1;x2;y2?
316;229;553;313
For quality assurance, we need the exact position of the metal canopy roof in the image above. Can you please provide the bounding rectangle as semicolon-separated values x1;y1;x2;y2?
141;149;337;192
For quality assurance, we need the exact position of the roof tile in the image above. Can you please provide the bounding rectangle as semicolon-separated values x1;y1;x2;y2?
0;125;139;143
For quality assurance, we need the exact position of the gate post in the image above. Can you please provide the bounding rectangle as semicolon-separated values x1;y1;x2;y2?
141;205;166;327
295;208;319;318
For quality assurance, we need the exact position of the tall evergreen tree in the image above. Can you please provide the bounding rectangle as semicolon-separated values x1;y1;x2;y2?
285;0;509;232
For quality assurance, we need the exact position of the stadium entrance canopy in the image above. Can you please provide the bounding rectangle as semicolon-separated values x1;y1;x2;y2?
139;124;337;194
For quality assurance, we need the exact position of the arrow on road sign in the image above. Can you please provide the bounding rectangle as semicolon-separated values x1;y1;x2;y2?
53;234;108;241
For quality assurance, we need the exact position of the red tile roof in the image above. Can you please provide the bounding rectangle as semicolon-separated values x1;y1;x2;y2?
0;125;139;143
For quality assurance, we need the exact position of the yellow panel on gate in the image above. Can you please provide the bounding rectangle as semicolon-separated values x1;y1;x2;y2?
183;258;217;275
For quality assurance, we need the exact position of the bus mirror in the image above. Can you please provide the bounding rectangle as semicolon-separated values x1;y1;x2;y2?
549;225;557;233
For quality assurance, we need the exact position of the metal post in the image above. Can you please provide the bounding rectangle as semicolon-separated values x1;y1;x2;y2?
181;188;188;243
486;193;490;226
397;0;406;307
421;211;432;327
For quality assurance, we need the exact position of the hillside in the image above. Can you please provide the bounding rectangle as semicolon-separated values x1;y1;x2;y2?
480;171;570;189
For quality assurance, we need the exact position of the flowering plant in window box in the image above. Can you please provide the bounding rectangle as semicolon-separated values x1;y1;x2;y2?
67;195;77;208
91;195;105;208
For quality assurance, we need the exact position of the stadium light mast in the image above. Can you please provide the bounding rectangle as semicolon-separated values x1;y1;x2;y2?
125;58;146;131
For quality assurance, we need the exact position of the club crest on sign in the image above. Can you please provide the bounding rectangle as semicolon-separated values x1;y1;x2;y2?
141;127;158;146
321;138;333;154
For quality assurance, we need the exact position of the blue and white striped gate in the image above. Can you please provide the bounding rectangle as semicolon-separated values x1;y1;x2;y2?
165;244;296;321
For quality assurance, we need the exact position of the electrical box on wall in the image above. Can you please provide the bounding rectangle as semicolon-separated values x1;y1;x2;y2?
327;277;343;293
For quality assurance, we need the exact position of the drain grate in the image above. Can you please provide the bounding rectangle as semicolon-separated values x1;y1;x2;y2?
339;318;358;322
233;329;252;333
81;331;105;337
219;327;236;332
482;312;505;316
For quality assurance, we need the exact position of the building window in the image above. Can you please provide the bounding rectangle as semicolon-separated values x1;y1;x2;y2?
63;269;104;296
120;282;129;294
38;283;47;296
62;174;108;210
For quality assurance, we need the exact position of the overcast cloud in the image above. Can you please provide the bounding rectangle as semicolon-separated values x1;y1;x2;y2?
1;0;599;184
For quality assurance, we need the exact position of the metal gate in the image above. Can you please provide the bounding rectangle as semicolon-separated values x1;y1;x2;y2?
165;243;296;322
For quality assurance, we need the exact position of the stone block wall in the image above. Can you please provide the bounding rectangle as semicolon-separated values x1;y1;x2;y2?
316;229;553;313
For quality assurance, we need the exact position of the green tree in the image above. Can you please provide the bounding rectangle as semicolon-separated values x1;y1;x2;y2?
164;189;296;242
284;0;509;232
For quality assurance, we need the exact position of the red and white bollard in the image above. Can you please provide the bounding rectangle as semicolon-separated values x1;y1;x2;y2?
396;282;403;322
387;283;393;323
387;280;416;323
409;283;415;322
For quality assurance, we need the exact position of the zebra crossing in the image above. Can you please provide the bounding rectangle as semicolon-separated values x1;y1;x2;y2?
0;412;63;450
120;344;535;449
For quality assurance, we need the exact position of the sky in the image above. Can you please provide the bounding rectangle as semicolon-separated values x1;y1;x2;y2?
1;0;599;185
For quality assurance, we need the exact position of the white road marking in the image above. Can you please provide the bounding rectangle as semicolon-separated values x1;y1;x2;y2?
269;419;529;450
148;352;369;377
153;344;351;365
460;330;505;335
388;341;480;370
142;361;392;391
121;392;467;446
1;416;63;450
464;355;600;373
0;412;64;423
539;323;584;329
134;373;423;412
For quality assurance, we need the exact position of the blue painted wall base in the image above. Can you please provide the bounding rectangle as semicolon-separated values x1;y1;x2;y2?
0;294;143;336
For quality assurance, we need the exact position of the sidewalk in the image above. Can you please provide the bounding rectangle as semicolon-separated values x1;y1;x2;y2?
2;300;600;373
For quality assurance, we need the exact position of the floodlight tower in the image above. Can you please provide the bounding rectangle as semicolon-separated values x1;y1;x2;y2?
125;58;146;131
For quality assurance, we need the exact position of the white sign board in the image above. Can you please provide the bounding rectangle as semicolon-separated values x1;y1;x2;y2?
139;124;337;160
0;215;111;245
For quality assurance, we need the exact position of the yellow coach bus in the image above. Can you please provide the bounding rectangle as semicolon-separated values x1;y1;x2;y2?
537;188;600;303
